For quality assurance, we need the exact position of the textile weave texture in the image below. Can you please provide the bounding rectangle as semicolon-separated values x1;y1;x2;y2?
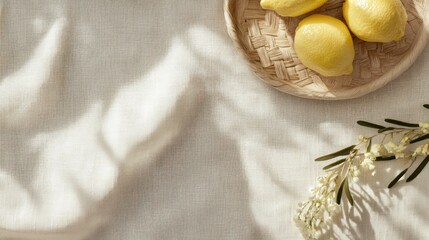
0;1;428;239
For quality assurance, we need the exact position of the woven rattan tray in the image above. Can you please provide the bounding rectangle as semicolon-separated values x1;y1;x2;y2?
224;0;429;99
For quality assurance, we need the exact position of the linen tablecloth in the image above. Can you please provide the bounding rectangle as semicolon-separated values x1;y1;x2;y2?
1;1;429;239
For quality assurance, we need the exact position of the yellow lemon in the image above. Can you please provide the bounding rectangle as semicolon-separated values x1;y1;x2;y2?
294;14;355;77
343;0;407;42
260;0;327;17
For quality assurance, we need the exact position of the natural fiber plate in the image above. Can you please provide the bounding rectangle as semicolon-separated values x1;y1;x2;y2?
224;0;429;100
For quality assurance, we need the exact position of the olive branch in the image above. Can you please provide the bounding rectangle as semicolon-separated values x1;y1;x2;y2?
294;104;429;240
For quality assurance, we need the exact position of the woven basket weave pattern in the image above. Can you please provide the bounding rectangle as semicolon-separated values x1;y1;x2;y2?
225;0;428;99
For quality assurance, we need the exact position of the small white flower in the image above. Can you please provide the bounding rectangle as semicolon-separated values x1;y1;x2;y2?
419;122;429;133
365;152;376;161
295;172;341;239
384;142;409;159
349;165;361;181
400;136;410;145
312;230;322;239
371;144;385;156
358;135;368;142
328;203;341;214
384;141;397;154
423;144;429;154
412;143;429;157
295;218;307;231
361;152;376;172
413;145;423;157
293;214;300;223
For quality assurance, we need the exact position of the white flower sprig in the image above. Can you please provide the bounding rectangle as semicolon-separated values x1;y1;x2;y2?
294;104;429;239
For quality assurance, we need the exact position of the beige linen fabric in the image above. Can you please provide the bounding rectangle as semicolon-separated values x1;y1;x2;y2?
0;1;429;240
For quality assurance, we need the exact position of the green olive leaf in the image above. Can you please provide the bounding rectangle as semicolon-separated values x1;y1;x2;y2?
357;120;385;129
375;155;396;161
384;119;419;128
366;138;372;152
336;178;346;205
410;134;429;144
388;168;408;188
323;158;346;170
344;178;354;206
407;155;429;182
315;145;356;161
378;127;395;133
